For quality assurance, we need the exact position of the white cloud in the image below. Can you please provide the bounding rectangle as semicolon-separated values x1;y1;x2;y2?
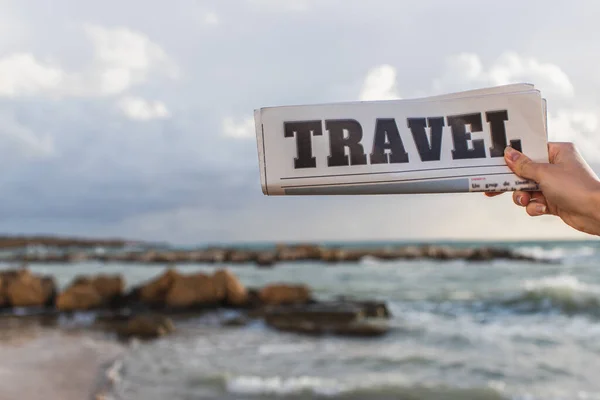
117;96;171;121
359;64;400;101
0;112;55;159
80;24;178;95
434;52;574;98
203;12;220;26
222;116;255;139
547;109;600;160
0;24;177;98
0;53;63;96
247;0;309;11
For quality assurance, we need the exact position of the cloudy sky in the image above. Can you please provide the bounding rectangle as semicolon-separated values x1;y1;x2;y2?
0;0;598;244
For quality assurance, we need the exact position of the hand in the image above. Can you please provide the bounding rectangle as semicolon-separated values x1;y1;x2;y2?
485;142;600;236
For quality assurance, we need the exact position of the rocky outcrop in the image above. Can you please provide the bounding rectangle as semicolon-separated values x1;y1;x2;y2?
258;284;311;305
72;274;124;300
56;284;103;311
165;272;221;308
0;269;56;307
264;302;390;337
56;274;124;311
135;268;248;309
213;269;248;306
118;314;175;339
0;243;543;265
138;268;180;305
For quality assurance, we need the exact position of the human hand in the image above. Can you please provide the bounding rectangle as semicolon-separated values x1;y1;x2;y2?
485;142;600;236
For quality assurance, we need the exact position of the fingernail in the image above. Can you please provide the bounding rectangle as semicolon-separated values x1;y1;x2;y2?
517;195;524;206
535;204;547;214
505;147;520;162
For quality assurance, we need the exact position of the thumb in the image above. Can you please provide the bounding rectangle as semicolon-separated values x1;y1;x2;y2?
504;147;545;183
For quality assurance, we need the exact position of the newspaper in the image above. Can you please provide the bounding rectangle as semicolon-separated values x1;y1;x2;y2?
254;84;548;195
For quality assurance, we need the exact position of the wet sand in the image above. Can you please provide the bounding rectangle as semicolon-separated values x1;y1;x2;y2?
0;321;125;400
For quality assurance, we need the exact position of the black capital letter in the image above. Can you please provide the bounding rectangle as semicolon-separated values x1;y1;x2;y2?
370;118;409;164
407;117;444;162
447;113;486;159
284;120;322;169
326;119;367;167
486;110;522;157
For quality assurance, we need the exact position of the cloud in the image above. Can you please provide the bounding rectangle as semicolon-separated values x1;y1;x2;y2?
434;52;574;98
0;112;55;160
247;0;310;12
547;110;600;160
203;12;219;26
222;116;255;139
0;24;176;98
117;96;170;120
0;53;64;96
79;24;178;96
359;64;400;101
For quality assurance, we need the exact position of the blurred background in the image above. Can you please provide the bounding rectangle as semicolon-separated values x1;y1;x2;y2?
0;1;600;400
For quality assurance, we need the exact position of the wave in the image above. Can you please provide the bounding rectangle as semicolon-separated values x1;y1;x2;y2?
224;375;509;399
399;275;600;317
515;245;597;262
504;275;600;314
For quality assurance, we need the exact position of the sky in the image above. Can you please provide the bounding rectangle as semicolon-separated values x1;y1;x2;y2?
0;0;599;244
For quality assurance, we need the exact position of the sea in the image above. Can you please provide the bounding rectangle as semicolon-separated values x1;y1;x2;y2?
4;239;600;400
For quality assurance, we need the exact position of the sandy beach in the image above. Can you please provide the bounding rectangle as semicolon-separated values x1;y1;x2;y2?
0;320;125;400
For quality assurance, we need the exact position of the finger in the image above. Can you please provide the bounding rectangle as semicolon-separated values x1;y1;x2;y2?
529;191;547;203
529;192;553;215
504;147;544;183
512;190;531;207
525;201;548;217
484;192;504;197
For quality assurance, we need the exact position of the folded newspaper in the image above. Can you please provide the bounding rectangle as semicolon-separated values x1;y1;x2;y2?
254;83;548;195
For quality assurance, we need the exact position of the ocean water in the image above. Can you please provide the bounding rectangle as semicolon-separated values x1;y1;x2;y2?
4;240;600;400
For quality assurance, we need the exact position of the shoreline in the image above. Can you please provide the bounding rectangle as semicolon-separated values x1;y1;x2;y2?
0;320;126;400
1;243;545;266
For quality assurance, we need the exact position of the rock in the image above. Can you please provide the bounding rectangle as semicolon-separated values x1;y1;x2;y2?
41;276;57;306
66;252;89;263
333;298;390;318
138;269;180;305
165;272;221;308
259;284;311;305
119;314;175;339
276;244;323;262
227;250;257;263
266;303;363;324
56;283;103;311
356;301;390;318
222;315;251;327
256;252;277;268
5;269;52;307
213;269;248;306
264;302;390;337
73;274;124;300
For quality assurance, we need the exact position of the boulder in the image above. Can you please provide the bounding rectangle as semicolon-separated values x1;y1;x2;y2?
227;250;257;263
5;269;53;307
165;272;221;308
213;269;248;306
259;284;311;305
276;244;323;262
40;276;57;306
56;283;103;311
256;252;276;268
119;314;175;339
264;302;390;337
73;274;124;300
138;269;180;305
